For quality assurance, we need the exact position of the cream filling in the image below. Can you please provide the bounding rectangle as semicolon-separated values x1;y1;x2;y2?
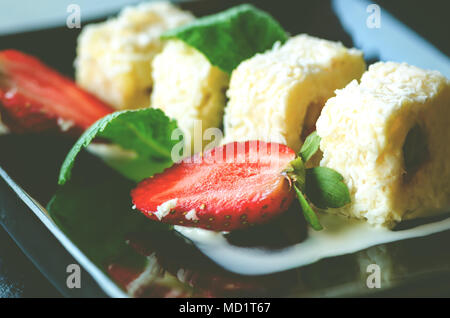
175;212;450;276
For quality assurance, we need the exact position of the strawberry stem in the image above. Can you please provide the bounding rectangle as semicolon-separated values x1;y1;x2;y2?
283;157;305;191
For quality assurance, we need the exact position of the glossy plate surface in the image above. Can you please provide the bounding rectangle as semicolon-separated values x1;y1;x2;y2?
0;0;449;297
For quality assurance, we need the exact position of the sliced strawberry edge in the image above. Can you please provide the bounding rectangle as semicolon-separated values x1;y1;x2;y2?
0;49;113;133
131;141;297;231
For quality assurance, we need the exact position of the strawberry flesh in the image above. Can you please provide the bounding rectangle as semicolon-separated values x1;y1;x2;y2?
0;50;113;134
131;141;296;231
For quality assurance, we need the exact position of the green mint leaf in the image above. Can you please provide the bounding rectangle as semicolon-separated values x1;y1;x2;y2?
58;108;179;185
305;167;351;209
162;4;288;73
299;131;321;163
294;185;323;231
403;124;428;177
48;154;173;269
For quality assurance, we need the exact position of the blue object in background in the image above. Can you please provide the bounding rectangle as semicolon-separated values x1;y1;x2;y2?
333;0;450;77
0;0;162;36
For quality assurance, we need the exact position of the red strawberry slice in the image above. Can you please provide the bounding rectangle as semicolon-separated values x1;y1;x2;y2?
0;50;113;134
131;141;297;231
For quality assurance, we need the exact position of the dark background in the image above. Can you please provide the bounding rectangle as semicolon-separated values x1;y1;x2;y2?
0;0;449;298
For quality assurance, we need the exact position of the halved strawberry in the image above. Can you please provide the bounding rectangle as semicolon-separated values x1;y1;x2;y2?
131;141;297;231
0;50;113;134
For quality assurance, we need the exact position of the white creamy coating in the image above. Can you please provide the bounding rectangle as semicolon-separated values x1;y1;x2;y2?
222;34;366;152
151;39;229;153
175;213;450;275
75;1;195;109
185;209;199;221
0;116;9;135
57;118;75;132
86;143;137;161
316;62;450;227
126;252;162;297
154;198;178;220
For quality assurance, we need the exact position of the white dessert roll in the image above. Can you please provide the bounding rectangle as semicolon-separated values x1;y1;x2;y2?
75;2;194;109
151;40;229;152
317;62;450;227
223;34;366;152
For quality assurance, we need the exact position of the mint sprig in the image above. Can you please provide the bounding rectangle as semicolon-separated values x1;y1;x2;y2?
299;131;321;163
162;4;288;74
49;150;173;270
58;108;179;185
287;131;351;230
294;185;323;231
305;167;351;209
